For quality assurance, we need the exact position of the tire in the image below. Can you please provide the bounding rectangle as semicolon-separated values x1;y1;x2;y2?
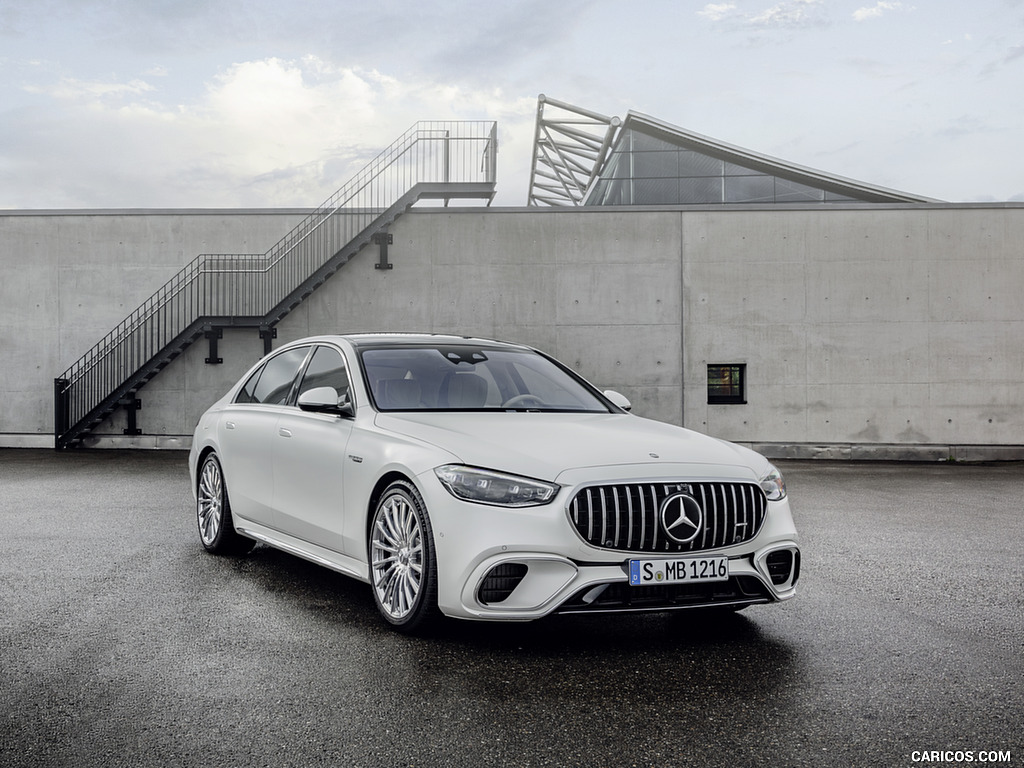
369;480;439;633
196;453;256;556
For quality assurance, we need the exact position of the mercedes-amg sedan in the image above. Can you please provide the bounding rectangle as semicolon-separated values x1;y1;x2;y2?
190;334;800;632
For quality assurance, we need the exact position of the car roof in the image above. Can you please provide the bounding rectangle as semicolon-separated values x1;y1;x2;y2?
293;333;533;352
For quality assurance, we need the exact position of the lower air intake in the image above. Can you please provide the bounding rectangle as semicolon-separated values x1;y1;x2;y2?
477;563;529;605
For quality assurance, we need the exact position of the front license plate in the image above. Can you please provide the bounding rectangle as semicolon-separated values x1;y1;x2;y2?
629;556;729;586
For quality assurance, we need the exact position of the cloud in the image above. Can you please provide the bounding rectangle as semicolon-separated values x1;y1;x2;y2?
748;0;826;28
1;56;537;208
980;43;1024;77
698;0;826;29
24;76;155;101
852;1;904;22
697;3;738;22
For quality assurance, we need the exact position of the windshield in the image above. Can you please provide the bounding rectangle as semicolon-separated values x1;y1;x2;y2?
360;345;610;412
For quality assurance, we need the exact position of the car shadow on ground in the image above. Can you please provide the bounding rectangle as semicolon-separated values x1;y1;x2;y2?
219;540;796;661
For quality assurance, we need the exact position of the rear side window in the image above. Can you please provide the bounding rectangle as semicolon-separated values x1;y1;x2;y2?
235;347;310;405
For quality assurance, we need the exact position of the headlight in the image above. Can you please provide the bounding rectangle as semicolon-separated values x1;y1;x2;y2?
759;464;787;501
434;465;559;507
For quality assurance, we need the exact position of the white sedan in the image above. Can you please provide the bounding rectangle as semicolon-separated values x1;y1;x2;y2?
190;334;800;632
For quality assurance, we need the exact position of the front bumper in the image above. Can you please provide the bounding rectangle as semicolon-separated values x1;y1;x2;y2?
448;543;800;620
417;467;800;622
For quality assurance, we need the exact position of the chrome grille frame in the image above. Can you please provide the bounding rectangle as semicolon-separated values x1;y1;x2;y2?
567;482;767;553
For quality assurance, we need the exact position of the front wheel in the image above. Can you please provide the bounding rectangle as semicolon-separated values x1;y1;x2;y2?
369;481;439;633
196;453;256;556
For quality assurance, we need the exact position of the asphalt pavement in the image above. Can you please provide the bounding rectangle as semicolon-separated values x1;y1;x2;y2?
1;449;1021;768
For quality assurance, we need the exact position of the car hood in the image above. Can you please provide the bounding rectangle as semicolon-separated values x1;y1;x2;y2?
374;412;768;483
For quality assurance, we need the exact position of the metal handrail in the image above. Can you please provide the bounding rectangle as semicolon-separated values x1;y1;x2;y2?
55;120;497;446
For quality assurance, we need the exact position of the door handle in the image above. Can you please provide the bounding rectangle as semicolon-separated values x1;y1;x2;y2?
279;427;292;438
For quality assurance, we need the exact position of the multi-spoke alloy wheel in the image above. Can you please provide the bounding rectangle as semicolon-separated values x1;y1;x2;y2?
196;453;255;556
370;481;438;631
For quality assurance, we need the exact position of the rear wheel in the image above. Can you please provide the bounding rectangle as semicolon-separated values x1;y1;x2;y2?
196;453;256;556
369;481;439;633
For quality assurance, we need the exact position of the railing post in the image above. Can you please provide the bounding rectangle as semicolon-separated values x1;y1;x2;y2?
444;131;450;184
54;378;70;450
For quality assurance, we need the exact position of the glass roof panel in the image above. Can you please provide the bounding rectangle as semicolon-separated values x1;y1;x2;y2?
725;175;775;203
680;176;723;204
632;150;679;178
776;178;825;202
679;151;723;177
725;161;761;176
625;129;678;152
633;178;680;204
602;152;633;180
825;191;859;202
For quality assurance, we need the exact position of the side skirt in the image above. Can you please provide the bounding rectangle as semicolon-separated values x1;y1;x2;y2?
235;520;370;584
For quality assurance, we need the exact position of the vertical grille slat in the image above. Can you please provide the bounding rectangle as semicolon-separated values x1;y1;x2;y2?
649;485;659;551
613;490;621;548
698;484;710;550
599;487;609;547
567;481;766;553
710;484;721;549
729;485;738;546
638;486;647;550
625;488;635;550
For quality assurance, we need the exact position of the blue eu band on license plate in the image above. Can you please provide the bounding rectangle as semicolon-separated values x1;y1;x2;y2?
629;556;729;586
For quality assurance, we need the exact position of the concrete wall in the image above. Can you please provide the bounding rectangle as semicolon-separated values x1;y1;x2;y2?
1;210;312;447
681;207;1024;459
103;208;683;445
2;204;1022;458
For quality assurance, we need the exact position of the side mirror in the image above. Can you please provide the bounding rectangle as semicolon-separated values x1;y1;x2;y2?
603;390;632;412
298;387;354;417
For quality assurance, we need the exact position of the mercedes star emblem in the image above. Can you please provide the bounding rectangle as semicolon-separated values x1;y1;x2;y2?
660;492;703;544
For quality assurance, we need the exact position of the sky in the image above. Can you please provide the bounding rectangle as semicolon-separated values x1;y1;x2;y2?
2;0;1022;209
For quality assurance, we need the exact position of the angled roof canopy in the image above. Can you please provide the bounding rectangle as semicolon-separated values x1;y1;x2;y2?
527;97;938;207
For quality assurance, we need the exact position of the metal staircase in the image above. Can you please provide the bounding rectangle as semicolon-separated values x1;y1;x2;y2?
54;121;497;449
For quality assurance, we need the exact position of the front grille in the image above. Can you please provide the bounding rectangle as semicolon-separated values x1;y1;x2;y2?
567;482;766;553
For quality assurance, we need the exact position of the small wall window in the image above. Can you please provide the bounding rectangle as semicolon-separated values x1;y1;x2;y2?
708;364;746;404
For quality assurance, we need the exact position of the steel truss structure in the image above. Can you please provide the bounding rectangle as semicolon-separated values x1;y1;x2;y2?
527;95;621;207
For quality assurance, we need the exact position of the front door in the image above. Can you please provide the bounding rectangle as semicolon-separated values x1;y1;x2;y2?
272;344;355;554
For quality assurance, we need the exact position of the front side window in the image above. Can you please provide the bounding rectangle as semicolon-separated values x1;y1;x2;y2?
235;347;310;405
360;345;610;413
296;346;352;405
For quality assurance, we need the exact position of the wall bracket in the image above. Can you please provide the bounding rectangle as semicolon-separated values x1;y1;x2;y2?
120;393;142;435
259;325;277;355
204;327;223;364
373;231;394;270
